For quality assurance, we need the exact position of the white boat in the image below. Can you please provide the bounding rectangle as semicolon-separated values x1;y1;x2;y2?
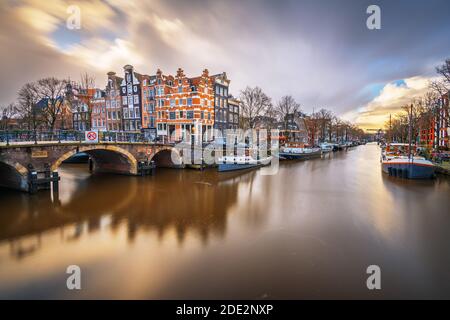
320;143;334;153
279;146;322;160
217;155;272;172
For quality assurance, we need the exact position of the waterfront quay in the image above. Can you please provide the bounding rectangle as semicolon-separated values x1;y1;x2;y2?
0;143;449;299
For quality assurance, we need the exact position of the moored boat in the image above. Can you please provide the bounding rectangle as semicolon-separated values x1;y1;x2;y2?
279;146;322;160
320;143;334;153
217;155;272;172
381;143;435;179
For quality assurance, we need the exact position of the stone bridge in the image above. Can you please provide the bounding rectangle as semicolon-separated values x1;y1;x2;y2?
0;142;182;192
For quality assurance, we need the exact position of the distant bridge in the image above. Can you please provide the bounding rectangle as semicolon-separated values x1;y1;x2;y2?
0;130;182;192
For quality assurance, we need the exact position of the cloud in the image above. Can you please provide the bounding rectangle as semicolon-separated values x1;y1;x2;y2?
344;76;436;130
1;0;450;124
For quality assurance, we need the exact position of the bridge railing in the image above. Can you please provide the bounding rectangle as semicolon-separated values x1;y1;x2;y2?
0;130;158;145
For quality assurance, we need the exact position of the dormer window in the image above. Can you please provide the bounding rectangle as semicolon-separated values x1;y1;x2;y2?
191;86;196;92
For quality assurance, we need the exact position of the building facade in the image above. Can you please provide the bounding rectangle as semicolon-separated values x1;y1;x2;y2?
227;95;240;130
91;89;107;132
91;65;234;141
120;65;143;132
104;72;123;131
211;72;230;132
156;68;214;143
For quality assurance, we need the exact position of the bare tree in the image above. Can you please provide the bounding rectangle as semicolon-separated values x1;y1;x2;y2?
17;82;42;131
239;86;272;129
80;72;96;90
0;103;18;130
312;108;333;142
436;58;450;85
274;95;301;137
35;77;68;130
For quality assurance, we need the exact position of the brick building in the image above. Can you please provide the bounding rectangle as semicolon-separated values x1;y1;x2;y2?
91;65;234;141
120;65;143;132
105;71;123;131
91;89;107;132
156;68;214;143
227;95;240;129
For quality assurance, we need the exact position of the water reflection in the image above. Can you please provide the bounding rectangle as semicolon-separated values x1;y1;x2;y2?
0;144;449;299
0;166;265;252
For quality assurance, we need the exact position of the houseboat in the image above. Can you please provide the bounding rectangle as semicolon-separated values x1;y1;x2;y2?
380;143;435;179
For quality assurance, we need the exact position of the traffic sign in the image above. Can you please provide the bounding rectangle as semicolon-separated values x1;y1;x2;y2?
85;130;99;143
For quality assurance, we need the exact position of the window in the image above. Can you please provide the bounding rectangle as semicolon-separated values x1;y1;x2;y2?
111;100;116;108
187;98;192;106
150;117;155;128
170;99;175;107
187;111;194;119
159;99;164;107
191;86;196;92
224;88;228;96
128;96;133;105
133;85;138;93
216;86;220;94
127;84;132;93
134;95;139;104
169;111;176;120
178;79;182;85
182;99;186;105
201;111;204;119
178;86;182;93
143;79;147;86
179;111;183;118
135;108;140;118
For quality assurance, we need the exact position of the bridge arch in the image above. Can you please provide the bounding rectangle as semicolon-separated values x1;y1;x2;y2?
0;160;29;191
52;145;138;175
149;147;183;168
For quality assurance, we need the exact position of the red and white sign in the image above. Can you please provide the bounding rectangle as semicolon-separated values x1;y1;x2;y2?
85;130;99;143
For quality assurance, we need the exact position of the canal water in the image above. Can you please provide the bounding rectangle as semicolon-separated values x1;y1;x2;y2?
0;143;449;299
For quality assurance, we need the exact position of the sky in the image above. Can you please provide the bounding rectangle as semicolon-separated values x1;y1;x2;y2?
1;0;450;130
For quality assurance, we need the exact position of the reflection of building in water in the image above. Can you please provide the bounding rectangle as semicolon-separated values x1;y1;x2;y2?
0;168;261;257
